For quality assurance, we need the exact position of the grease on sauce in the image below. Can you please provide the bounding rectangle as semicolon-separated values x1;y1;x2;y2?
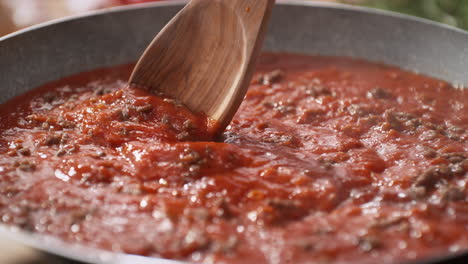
0;53;467;264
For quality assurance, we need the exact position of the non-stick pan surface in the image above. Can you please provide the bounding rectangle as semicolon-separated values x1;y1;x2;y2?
0;1;467;263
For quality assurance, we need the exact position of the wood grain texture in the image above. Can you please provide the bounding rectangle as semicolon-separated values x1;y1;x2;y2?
129;0;275;131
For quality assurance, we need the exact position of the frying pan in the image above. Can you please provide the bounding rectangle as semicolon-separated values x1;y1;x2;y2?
0;1;467;263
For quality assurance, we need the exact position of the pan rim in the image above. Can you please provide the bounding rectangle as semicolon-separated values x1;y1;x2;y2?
1;0;467;45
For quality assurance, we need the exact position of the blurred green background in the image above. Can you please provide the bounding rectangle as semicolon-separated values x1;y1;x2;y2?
352;0;468;30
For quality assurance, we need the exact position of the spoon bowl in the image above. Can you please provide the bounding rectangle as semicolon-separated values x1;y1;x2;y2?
129;0;275;131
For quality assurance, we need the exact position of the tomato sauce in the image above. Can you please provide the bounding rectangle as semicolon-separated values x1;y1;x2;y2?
0;53;466;264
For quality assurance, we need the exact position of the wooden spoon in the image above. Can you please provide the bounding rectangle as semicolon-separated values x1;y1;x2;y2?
129;0;275;131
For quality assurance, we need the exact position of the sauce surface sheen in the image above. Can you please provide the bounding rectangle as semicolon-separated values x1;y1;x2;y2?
0;53;467;264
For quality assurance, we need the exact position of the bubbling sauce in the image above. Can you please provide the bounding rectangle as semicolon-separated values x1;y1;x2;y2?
0;53;466;264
